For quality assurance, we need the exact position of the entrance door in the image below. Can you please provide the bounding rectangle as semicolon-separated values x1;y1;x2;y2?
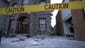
17;16;29;34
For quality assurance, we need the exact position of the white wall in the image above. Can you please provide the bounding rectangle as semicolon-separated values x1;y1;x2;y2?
61;10;71;21
61;0;72;35
63;22;71;34
61;0;71;21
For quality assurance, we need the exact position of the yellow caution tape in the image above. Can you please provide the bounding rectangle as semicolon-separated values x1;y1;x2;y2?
0;1;85;14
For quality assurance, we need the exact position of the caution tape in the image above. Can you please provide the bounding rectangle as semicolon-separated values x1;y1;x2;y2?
0;1;85;14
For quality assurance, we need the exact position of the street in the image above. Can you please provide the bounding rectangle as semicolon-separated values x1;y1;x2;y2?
1;36;85;48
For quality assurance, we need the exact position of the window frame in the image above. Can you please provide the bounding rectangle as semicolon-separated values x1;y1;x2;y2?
39;18;47;32
23;0;29;5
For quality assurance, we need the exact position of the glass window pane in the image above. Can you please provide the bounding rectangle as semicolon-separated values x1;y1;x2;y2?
39;18;46;31
11;20;15;28
23;0;28;5
40;19;46;24
40;25;45;30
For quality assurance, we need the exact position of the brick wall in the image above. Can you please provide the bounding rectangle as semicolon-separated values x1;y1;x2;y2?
56;11;64;36
70;0;85;40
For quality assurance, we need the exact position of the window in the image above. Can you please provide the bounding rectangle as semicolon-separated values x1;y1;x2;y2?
7;0;11;2
39;0;46;4
9;19;15;33
3;0;10;4
83;0;85;16
23;0;29;5
39;18;46;31
84;8;85;14
12;3;17;7
22;19;29;24
82;9;85;16
10;19;15;28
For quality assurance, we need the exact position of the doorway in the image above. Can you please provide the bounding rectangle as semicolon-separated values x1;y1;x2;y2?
17;16;29;34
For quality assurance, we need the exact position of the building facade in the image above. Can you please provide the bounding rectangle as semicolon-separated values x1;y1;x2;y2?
4;0;52;37
70;0;85;40
0;0;9;36
56;0;85;40
56;11;64;36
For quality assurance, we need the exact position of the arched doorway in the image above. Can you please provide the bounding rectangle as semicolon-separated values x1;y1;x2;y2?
16;16;30;34
15;13;30;35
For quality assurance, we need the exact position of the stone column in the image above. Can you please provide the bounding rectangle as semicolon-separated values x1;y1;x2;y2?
70;0;85;40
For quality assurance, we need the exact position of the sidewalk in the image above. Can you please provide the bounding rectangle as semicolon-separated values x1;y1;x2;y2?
1;36;85;48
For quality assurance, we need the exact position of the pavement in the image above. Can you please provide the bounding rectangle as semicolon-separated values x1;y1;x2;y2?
0;36;85;48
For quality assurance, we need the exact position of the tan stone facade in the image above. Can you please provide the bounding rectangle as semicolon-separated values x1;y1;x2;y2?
6;0;52;36
70;0;85;40
56;11;64;36
56;0;85;40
